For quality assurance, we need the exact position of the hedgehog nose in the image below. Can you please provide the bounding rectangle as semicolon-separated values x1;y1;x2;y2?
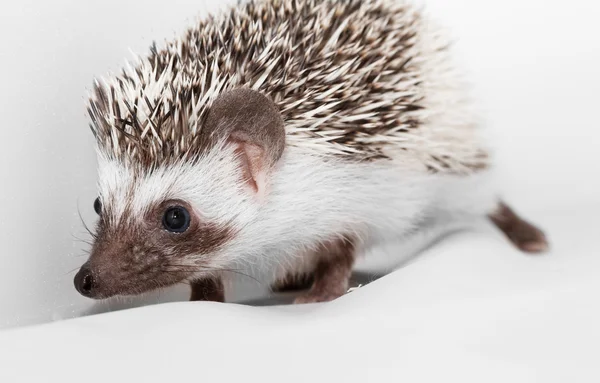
74;263;96;297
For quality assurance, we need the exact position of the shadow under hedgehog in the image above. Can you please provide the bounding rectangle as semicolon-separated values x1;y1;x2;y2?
74;0;548;304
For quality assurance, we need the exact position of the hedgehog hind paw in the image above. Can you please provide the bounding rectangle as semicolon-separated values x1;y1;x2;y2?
489;201;550;255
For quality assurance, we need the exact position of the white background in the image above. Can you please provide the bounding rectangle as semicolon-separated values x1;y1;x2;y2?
0;0;598;335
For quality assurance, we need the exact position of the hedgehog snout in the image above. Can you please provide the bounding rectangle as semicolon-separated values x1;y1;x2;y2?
73;262;97;298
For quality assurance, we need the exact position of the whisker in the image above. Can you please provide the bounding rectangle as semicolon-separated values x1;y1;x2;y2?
71;233;93;246
76;203;97;240
218;269;263;285
163;265;263;286
64;266;81;276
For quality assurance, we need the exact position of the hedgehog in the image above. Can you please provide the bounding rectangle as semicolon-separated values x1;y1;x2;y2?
74;0;548;303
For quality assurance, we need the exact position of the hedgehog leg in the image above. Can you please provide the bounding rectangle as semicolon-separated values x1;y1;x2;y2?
488;201;549;254
294;237;355;304
189;277;225;302
271;272;314;293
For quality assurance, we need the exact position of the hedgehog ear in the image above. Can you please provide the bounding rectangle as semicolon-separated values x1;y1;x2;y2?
204;88;285;197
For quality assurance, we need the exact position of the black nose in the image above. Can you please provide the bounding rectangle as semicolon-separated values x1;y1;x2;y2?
74;264;96;297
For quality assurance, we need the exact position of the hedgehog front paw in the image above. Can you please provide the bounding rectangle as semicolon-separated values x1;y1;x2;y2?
271;272;314;293
293;288;346;304
189;277;225;302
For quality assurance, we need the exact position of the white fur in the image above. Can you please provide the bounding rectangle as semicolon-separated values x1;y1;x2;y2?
97;144;499;285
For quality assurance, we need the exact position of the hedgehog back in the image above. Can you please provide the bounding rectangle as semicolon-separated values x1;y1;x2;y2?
88;0;488;173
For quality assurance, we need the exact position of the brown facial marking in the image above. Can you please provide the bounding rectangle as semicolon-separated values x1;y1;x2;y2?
488;201;549;254
294;236;356;304
74;199;234;299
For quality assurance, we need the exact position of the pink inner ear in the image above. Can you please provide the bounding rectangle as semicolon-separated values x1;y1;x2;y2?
231;139;266;196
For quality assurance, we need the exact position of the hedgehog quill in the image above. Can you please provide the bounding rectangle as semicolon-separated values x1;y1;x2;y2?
74;0;548;303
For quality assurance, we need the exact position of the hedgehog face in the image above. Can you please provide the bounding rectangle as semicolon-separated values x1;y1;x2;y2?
75;88;286;299
73;151;246;299
74;193;235;299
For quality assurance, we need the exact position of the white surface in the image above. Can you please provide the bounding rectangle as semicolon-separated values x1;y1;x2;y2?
0;205;598;382
0;0;598;380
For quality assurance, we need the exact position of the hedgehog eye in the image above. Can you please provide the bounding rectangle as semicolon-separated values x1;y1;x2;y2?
162;206;190;233
93;197;102;215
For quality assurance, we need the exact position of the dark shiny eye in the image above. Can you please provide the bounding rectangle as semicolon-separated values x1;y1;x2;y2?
162;206;191;233
93;197;102;215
